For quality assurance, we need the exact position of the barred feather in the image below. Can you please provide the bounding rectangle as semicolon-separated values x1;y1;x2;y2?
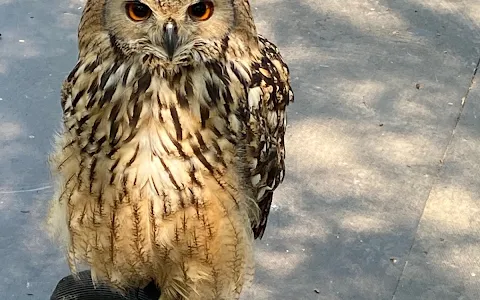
47;0;292;299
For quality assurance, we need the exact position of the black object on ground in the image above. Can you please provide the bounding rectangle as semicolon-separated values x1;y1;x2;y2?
50;270;161;300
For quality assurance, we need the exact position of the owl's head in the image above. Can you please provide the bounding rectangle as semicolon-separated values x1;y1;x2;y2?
94;0;257;67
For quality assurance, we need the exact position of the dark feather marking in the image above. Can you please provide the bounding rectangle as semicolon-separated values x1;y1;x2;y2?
78;204;88;225
192;145;215;175
202;212;213;239
149;198;157;244
122;101;143;144
88;118;102;144
177;90;189;109
158;157;181;191
189;167;202;187
86;80;99;109
223;88;234;107
99;67;112;90
209;62;230;86
67;121;77;132
124;129;139;145
253;192;274;239
212;141;227;167
200;105;209;128
107;146;119;159
174;225;180;244
151;179;161;196
109;122;120;147
122;65;132;86
132;202;146;263
205;80;219;104
71;89;86;108
153;126;171;155
166;132;187;158
182;211;187;232
136;71;152;94
157;93;165;119
110;211;117;263
195;132;207;151
187;239;194;258
211;125;236;145
57;152;76;171
170;71;183;89
119;174;130;203
109;102;122;124
67;62;81;82
92;136;106;154
185;76;194;99
99;85;115;108
66;177;79;211
133;173;138;186
229;62;249;87
189;189;196;206
84;57;101;73
213;175;239;208
211;126;222;138
170;106;183;141
162;191;169;217
61;139;76;151
189;188;201;219
109;34;125;58
76;115;90;133
126;143;140;168
76;158;86;189
89;157;97;193
109;171;117;185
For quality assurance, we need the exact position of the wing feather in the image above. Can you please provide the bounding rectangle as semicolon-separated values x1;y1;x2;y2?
247;36;293;239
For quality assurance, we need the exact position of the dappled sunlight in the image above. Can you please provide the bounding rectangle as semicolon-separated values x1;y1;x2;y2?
247;1;480;296
278;46;344;66
368;132;436;166
255;247;308;276
303;0;410;35
408;0;480;29
287;117;358;171
0;38;41;59
420;184;480;235
285;115;436;203
0;121;23;140
0;140;51;191
340;213;395;234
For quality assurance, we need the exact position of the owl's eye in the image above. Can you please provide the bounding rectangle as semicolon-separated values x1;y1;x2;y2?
188;1;214;21
126;2;152;22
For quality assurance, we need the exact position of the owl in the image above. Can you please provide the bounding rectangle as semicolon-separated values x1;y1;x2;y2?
47;0;293;299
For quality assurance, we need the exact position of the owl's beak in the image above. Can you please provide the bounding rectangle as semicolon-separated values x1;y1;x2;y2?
163;21;178;60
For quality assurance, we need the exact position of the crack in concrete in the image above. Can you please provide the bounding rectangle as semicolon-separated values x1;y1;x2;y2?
390;54;480;300
440;57;480;165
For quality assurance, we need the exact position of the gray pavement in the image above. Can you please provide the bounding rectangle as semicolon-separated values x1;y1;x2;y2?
0;0;479;299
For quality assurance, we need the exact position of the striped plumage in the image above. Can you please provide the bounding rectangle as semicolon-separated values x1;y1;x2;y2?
47;0;293;299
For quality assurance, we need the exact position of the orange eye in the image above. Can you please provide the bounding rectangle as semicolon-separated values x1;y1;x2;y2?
126;2;152;22
188;1;214;21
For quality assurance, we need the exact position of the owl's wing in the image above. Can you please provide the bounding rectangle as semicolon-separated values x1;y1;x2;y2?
247;36;294;239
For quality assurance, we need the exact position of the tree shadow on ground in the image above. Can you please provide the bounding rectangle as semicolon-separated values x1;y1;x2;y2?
247;0;480;299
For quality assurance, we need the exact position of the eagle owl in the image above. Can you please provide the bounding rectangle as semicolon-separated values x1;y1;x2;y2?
47;0;293;299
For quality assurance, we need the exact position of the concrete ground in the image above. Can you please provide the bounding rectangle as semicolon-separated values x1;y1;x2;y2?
0;0;479;299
